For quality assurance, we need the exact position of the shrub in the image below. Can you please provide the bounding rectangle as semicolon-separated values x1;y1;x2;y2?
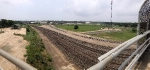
132;28;137;33
74;25;79;29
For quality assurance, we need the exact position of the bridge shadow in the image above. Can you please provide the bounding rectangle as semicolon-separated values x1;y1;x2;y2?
133;46;150;70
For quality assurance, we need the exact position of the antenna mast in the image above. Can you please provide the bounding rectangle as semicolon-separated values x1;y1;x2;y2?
111;0;113;27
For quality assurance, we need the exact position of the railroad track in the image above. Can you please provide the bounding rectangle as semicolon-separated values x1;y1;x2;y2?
33;26;135;70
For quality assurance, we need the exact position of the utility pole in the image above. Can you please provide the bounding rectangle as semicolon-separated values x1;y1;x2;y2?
111;0;113;28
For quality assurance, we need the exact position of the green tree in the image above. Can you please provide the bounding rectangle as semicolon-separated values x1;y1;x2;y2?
132;28;137;33
1;19;7;27
0;19;15;28
74;25;79;29
8;20;14;27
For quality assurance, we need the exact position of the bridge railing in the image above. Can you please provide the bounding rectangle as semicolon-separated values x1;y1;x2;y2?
0;49;37;70
87;30;150;70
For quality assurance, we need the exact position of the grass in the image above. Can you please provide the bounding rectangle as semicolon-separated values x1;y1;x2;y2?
90;28;137;42
55;24;106;32
23;25;53;70
55;24;137;42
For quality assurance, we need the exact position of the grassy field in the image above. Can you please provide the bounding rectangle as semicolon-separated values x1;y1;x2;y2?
55;24;106;32
55;24;137;42
90;28;137;42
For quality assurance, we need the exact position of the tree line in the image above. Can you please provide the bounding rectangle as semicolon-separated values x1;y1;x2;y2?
101;22;137;27
0;19;22;28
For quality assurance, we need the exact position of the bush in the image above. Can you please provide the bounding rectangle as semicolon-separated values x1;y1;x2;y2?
132;28;137;33
74;25;79;29
26;26;30;32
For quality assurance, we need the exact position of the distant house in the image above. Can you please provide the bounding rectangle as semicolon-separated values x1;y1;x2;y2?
12;24;20;29
85;22;91;24
30;22;36;24
39;21;47;24
66;23;75;25
77;23;82;25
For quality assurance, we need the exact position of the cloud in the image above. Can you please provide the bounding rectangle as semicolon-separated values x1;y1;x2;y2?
63;0;144;22
64;0;110;17
0;0;145;22
0;0;33;5
114;0;143;16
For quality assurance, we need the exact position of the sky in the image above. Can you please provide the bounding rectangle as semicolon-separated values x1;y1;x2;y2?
0;0;144;22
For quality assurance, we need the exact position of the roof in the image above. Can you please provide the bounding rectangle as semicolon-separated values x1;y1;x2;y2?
14;24;21;27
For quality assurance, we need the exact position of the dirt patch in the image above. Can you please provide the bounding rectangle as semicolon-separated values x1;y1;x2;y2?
81;28;121;34
41;25;125;47
13;28;26;35
1;45;13;52
0;28;28;70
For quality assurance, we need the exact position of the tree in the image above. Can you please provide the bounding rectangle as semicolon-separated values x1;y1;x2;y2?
1;19;7;27
8;20;14;27
0;19;15;28
74;25;79;29
132;28;137;33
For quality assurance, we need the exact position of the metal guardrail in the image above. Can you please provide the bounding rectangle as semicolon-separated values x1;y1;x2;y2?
118;38;150;69
126;43;150;70
0;49;37;70
98;35;139;61
87;30;150;70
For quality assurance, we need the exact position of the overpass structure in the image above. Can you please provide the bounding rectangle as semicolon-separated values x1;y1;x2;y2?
88;0;150;70
0;0;149;70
